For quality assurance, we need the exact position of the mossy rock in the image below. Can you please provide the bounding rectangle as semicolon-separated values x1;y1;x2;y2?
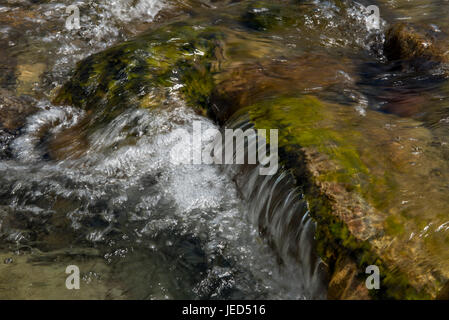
53;22;226;123
52;0;374;125
53;18;288;122
50;14;289;159
239;95;449;299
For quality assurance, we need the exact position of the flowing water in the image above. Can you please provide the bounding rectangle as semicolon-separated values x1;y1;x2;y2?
0;0;449;299
0;97;325;298
0;0;331;299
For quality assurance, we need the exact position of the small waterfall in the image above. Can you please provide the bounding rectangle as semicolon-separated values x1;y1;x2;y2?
218;115;328;299
0;98;327;299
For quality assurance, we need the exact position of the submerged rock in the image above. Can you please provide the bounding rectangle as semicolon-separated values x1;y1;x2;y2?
211;53;356;123
0;89;37;131
0;249;126;299
384;22;449;64
16;63;47;95
0;89;37;159
241;0;298;31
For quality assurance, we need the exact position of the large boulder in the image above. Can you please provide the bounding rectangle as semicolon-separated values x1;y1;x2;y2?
242;95;449;299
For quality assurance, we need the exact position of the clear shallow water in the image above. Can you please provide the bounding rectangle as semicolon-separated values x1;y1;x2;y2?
0;0;165;95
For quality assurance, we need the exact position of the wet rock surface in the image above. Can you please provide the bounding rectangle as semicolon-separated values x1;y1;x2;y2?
0;89;37;159
244;96;449;298
211;54;356;123
0;89;37;131
384;22;449;64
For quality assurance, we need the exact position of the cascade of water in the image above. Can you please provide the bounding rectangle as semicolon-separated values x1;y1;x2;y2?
218;115;328;299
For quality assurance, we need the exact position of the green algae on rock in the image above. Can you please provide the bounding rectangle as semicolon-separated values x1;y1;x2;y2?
53;22;226;122
52;16;292;126
50;14;291;159
240;95;449;299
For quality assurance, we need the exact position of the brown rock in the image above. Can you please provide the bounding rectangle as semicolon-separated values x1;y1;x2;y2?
211;54;355;123
384;22;448;63
0;89;37;131
328;257;370;300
